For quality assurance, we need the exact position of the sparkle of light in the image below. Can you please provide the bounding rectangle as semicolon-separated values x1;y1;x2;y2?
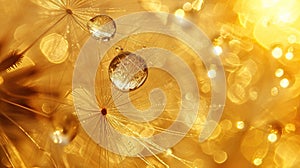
236;121;245;130
213;46;223;56
275;68;284;78
207;69;217;79
253;158;263;166
165;148;173;156
192;0;204;11
267;133;278;143
175;9;185;18
285;52;294;60
271;47;283;59
280;78;289;88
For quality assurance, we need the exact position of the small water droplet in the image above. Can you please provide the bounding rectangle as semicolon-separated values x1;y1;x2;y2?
51;111;78;145
109;51;148;91
87;15;116;41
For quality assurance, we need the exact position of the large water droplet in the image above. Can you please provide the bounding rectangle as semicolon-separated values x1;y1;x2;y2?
108;51;148;91
87;15;116;41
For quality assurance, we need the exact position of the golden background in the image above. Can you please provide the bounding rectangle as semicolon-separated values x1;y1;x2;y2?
1;0;300;167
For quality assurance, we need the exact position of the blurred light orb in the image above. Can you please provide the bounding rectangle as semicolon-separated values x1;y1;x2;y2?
207;69;217;78
253;158;263;166
267;133;278;143
271;87;279;96
285;123;296;133
213;46;223;56
275;68;284;77
165;148;173;156
236;121;245;129
183;2;192;12
280;78;289;88
285;52;294;60
192;0;204;11
87;15;116;41
175;9;185;18
109;52;148;91
288;35;297;44
213;151;228;164
272;46;283;59
40;33;69;64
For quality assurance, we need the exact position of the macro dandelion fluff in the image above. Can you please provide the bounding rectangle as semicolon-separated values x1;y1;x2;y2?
3;0;300;167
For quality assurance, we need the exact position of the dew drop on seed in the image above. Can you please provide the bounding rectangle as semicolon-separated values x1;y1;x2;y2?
108;52;148;91
87;15;116;41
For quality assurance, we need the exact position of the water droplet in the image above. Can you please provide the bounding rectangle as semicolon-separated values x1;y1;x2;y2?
51;111;78;145
87;15;116;41
109;51;148;91
288;35;297;44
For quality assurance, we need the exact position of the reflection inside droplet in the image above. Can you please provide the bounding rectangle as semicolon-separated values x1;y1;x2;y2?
109;51;148;91
87;15;116;41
